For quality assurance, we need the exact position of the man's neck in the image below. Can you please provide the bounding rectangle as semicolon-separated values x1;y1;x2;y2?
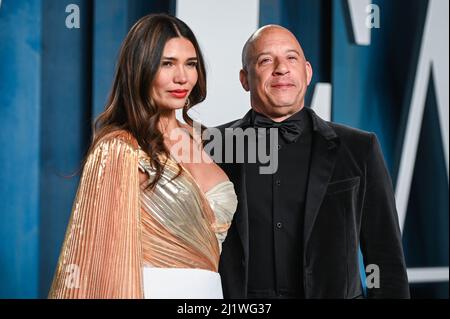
252;105;304;122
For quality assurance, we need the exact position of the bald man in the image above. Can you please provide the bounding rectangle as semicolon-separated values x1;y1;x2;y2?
215;25;410;299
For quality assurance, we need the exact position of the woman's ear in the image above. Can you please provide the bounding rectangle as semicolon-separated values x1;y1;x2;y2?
239;69;250;92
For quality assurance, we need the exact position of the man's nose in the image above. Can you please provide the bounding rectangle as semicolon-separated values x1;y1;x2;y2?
273;60;289;76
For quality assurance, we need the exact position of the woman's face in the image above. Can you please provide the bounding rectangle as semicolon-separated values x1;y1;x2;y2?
151;37;198;112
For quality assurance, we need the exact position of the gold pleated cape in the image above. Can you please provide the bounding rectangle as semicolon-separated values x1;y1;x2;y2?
48;130;234;298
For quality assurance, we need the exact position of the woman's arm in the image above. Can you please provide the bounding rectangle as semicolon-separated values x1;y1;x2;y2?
48;135;143;298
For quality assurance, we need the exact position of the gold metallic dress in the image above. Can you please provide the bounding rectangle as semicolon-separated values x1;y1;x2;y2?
48;130;237;298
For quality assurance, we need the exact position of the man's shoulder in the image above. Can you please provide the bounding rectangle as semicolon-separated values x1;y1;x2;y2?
212;113;377;148
327;121;378;159
328;121;374;141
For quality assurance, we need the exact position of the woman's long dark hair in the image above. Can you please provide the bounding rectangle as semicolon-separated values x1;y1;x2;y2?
87;13;207;189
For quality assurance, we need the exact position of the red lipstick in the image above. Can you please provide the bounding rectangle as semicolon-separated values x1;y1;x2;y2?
169;89;188;98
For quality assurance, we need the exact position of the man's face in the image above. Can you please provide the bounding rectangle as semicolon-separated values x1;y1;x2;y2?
241;27;313;121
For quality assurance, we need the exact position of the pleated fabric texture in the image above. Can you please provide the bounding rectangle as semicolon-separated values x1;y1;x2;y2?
48;130;237;298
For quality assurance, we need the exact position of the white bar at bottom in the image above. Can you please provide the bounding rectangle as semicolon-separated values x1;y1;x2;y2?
143;267;223;299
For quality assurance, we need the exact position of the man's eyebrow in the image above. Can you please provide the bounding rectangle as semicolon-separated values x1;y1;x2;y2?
286;49;301;56
255;52;271;60
254;49;301;61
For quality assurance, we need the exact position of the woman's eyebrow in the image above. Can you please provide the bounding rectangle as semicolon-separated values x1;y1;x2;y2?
161;56;198;61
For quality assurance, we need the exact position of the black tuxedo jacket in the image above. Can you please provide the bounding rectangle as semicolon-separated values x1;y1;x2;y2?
215;108;410;299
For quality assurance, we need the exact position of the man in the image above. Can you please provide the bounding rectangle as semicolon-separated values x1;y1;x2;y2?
216;25;410;298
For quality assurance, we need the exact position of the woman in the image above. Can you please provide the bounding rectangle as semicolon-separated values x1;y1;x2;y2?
48;14;237;299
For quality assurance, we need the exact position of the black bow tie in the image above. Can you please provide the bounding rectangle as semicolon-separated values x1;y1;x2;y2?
252;110;306;143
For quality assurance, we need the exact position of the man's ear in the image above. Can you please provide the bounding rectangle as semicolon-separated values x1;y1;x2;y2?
240;68;250;92
305;61;313;86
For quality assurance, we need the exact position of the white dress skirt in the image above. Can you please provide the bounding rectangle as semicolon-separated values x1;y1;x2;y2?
143;267;224;299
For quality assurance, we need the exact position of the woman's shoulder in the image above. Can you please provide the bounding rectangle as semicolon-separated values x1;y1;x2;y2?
96;129;140;151
81;130;140;182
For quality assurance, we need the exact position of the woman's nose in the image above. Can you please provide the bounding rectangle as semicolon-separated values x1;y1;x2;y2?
174;66;188;84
